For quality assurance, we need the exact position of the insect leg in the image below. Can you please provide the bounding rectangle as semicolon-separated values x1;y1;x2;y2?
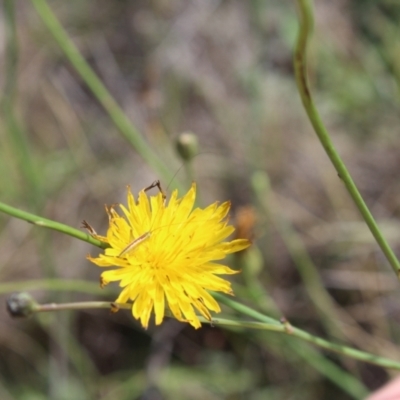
144;180;166;202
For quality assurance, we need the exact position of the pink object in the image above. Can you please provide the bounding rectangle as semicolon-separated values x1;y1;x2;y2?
366;376;400;400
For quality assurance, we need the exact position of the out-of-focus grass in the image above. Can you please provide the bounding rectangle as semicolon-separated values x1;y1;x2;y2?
1;0;400;399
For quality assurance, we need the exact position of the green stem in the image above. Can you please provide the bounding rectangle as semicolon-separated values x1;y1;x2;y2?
35;301;131;313
21;294;400;371
30;0;173;184
3;281;366;396
0;201;107;249
294;0;400;277
0;279;113;295
3;0;41;207
213;293;400;370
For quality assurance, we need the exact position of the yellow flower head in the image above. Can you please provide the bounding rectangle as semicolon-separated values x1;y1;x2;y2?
86;182;251;329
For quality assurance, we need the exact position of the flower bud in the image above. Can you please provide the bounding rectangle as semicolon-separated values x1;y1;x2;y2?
175;132;199;162
6;292;38;318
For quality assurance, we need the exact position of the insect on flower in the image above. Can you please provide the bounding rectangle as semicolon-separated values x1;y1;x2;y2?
84;180;251;329
116;180;166;257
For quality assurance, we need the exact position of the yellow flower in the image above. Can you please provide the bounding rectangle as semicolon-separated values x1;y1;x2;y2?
86;182;251;329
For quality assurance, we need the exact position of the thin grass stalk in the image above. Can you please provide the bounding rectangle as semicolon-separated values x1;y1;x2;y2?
294;0;400;277
30;0;176;186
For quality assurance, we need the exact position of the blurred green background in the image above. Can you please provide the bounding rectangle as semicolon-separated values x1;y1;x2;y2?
2;0;400;399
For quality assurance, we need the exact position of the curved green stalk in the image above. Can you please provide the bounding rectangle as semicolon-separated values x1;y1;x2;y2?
214;293;400;370
294;0;400;277
0;201;107;249
30;0;173;185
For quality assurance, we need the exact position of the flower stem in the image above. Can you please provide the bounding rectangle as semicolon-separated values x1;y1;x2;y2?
294;0;400;277
18;292;400;371
0;201;107;249
3;0;41;208
213;293;400;370
0;279;113;295
30;0;174;185
35;301;131;313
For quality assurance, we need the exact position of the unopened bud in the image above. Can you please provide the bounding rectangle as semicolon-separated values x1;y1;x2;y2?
6;292;38;318
176;132;199;162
